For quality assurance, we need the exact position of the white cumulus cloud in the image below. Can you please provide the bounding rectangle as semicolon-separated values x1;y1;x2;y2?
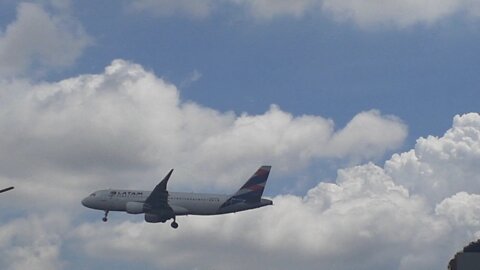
129;0;480;28
232;0;319;19
71;113;480;270
436;192;480;227
128;0;214;18
321;0;462;28
0;59;479;269
72;163;453;270
386;113;480;203
0;2;92;77
0;213;68;270
0;59;407;210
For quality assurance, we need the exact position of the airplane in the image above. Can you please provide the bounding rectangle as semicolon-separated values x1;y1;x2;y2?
81;166;273;229
0;187;14;194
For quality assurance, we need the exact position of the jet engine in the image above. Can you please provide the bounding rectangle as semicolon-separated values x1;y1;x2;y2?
125;202;145;214
144;213;173;223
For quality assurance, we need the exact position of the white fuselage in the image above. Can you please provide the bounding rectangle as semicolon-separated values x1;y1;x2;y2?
81;189;272;216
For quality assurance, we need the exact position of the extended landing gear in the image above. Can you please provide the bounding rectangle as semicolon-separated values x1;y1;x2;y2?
102;210;109;222
171;218;178;229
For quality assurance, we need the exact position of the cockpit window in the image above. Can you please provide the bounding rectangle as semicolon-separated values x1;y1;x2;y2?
110;191;117;195
90;193;96;197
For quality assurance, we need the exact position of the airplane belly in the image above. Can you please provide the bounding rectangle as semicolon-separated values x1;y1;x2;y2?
171;205;189;215
178;201;221;215
108;199;128;211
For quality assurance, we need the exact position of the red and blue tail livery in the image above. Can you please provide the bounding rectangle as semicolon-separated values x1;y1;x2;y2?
232;165;271;202
219;166;271;209
82;166;273;229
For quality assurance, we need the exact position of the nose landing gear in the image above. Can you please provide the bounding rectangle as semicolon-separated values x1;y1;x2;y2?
102;210;109;222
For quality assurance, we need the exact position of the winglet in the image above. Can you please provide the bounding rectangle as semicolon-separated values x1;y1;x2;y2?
158;169;174;191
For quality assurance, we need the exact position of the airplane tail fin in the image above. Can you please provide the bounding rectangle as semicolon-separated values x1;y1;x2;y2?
232;166;271;202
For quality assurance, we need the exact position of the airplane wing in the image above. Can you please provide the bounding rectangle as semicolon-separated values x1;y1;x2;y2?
0;186;14;194
144;169;174;215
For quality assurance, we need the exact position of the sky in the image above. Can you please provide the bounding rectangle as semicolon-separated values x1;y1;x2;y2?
0;1;479;269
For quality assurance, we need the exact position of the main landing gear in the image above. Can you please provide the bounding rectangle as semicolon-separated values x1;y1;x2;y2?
171;217;178;229
102;210;109;222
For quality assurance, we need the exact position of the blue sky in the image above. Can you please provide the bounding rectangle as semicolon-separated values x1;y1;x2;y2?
0;1;480;270
54;1;480;145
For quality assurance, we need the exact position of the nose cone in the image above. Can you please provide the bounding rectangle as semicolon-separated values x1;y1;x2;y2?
81;197;90;208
